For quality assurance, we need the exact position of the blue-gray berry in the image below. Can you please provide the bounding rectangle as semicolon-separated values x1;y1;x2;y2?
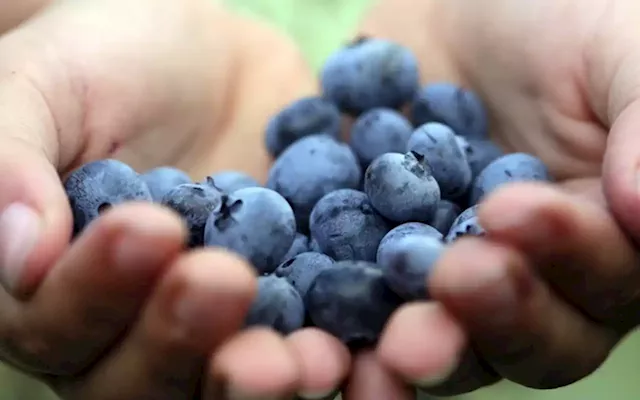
141;166;192;202
408;123;473;200
380;235;445;300
305;261;404;346
245;276;305;334
321;38;419;115
204;170;260;194
470;153;552;205
161;183;223;247
275;252;335;298
349;108;413;168
364;152;441;223
279;233;311;264
204;187;296;274
265;96;342;157
411;83;488;140
309;189;391;262
267;135;361;233
429;200;462;235
65;159;152;235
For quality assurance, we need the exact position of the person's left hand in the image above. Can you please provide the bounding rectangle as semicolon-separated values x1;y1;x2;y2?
349;0;640;398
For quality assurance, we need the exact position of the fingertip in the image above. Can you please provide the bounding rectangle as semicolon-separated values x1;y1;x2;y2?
173;249;258;315
602;100;640;239
377;302;465;387
477;181;557;225
212;327;300;398
98;201;188;241
0;152;72;297
287;327;351;399
429;238;533;321
143;250;258;351
476;182;580;250
344;350;414;400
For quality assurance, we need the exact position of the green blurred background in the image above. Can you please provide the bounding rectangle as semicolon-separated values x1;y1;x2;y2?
2;0;640;398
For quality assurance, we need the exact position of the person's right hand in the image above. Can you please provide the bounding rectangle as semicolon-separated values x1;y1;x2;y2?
0;1;351;399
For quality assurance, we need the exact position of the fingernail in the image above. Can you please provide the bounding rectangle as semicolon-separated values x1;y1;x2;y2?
483;206;549;245
0;203;41;291
413;355;460;388
298;389;337;399
448;263;518;323
113;229;173;273
173;287;209;330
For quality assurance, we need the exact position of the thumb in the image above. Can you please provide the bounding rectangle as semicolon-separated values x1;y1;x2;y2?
0;39;74;297
601;43;640;241
602;97;640;239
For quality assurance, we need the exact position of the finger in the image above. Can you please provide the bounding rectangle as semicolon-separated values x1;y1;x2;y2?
286;327;351;400
0;203;185;375
205;327;300;400
66;249;256;400
479;182;640;330
0;76;72;296
430;238;618;389
343;350;415;400
377;302;500;397
604;100;640;241
558;177;606;206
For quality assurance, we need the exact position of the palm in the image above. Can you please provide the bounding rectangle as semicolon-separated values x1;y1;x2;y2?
18;0;315;182
452;0;611;184
361;0;611;187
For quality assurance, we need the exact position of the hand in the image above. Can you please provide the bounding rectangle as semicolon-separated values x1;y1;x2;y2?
354;0;640;397
0;0;350;398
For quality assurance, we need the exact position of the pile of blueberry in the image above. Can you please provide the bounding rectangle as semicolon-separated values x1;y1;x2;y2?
64;38;552;348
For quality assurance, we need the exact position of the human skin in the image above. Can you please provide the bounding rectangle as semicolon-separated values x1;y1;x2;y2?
2;0;640;399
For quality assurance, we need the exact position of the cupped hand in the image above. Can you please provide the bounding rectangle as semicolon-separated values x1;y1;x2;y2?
354;0;640;397
0;0;350;399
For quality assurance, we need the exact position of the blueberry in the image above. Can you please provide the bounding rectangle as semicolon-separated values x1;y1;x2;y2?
64;159;152;235
349;108;413;168
457;138;504;180
161;183;223;247
267;135;361;233
309;189;391;262
279;233;311;264
377;222;443;253
445;216;485;243
429;200;461;235
309;237;323;253
377;223;442;280
141;166;192;202
204;170;260;194
363;152;441;223
411;83;488;140
321;38;419;115
305;261;404;346
204;187;296;274
265;96;342;157
470;153;552;205
407;123;473;200
245;276;305;335
454;204;479;226
274;252;335;298
380;235;444;300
